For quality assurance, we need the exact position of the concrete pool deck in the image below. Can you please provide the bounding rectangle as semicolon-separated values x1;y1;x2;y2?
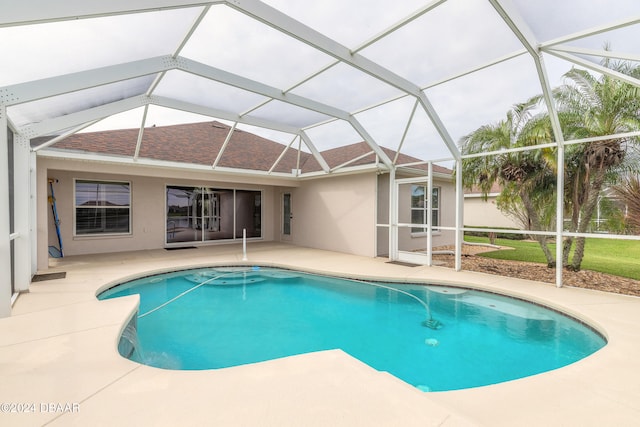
2;242;640;426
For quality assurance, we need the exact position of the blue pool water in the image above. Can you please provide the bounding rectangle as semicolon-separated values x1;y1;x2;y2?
99;267;606;392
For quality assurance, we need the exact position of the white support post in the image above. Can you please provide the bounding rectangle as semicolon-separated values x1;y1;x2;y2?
388;168;398;261
13;134;31;292
427;162;433;266
0;105;12;317
556;139;565;287
30;151;37;275
455;159;463;271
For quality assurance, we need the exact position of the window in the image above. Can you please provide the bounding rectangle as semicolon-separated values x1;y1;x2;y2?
75;180;131;235
411;185;439;233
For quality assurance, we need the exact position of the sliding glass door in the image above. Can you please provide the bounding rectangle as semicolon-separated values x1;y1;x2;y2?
166;186;261;244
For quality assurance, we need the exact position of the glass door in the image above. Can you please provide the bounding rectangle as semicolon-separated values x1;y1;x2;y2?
282;192;292;240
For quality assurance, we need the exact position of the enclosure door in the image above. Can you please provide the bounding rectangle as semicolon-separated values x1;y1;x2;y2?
395;177;432;265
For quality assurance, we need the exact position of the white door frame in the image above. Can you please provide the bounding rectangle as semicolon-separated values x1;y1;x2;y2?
391;170;433;266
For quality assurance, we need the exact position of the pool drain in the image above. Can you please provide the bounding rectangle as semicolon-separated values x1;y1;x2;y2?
425;338;439;347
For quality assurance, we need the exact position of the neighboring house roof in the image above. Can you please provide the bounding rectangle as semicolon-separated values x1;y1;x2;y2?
35;121;452;176
464;182;503;196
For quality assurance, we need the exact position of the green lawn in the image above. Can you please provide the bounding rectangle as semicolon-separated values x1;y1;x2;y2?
464;235;640;280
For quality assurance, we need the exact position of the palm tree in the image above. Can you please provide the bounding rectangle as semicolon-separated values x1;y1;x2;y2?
554;62;640;270
460;98;557;266
613;175;640;233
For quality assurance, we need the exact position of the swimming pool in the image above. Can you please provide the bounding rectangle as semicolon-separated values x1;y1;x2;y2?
99;266;606;392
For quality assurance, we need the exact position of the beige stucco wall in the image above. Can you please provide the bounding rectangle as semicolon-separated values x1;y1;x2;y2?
37;157;291;270
464;195;520;228
289;173;377;257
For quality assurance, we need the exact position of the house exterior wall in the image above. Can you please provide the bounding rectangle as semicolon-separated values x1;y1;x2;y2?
36;156;456;270
289;173;377;257
37;157;289;270
464;194;520;229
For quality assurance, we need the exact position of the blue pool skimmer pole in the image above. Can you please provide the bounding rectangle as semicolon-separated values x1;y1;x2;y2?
48;178;64;257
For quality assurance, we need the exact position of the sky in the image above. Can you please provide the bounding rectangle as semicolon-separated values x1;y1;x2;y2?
2;0;640;165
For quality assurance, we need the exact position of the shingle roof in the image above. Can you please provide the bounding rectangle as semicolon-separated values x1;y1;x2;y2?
40;121;451;175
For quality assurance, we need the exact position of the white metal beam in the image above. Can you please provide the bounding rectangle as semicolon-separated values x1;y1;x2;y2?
348;117;394;169
0;1;222;27
12;134;32;292
393;99;419;165
268;135;298;174
547;45;640;63
544;49;640;90
178;57;348;120
133;104;150;160
1;56;172;106
330;150;375;173
212;122;237;168
540;15;640;49
151;96;300;134
0;105;11;317
20;96;149;138
32;120;102;152
20;94;302;139
299;130;330;173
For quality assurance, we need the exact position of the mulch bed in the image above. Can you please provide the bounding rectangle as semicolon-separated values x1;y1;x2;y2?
432;249;640;297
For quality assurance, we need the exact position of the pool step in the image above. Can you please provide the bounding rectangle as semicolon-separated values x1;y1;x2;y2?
184;269;300;286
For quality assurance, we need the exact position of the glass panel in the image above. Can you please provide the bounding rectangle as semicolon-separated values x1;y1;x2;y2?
432;188;439;209
411;210;425;233
411;185;424;208
301;119;362;153
10;240;15;295
290;62;402;113
154;71;269;115
398;182;426;252
0;8;202;86
235;190;262;239
8;77;154;128
425;55;544;147
181;5;333;89
204;189;234;241
75;208;130;234
246;100;331;129
432;209;439;228
360;0;522;87
75;181;130;207
75;180;130;235
283;193;291;235
512;0;640;42
354;96;451;163
166;186;201;243
262;0;429;48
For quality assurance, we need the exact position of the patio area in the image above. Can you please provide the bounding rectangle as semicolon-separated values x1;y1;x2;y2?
2;242;640;426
